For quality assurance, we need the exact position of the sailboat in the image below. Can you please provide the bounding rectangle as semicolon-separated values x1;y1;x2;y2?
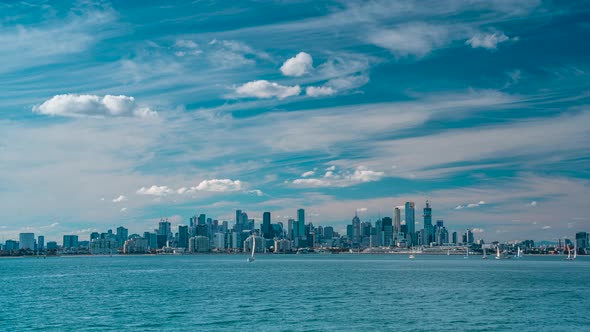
409;247;415;259
464;247;469;259
495;246;501;260
247;236;256;262
516;247;522;259
447;249;450;256
573;245;577;260
482;248;488;259
565;245;577;261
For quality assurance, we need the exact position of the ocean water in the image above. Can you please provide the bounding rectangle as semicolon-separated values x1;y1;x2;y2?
0;254;588;331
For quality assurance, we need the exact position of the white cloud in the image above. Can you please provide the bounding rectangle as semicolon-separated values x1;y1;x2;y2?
174;39;202;57
457;200;486;209
247;189;264;196
368;23;453;57
301;170;315;177
235;80;301;99
112;195;127;203
472;228;485;233
326;165;336;171
466;32;512;50
33;94;157;118
326;74;370;91
530;201;537;206
356;207;368;212
120;207;127;213
280;52;313;76
192;179;243;192
542;225;552;230
292;166;384;187
306;86;337;97
136;185;174;196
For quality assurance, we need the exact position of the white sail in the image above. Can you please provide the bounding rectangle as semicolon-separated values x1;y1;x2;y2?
251;236;256;258
573;246;577;260
496;246;501;259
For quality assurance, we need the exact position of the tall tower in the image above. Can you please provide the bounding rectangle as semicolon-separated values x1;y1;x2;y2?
423;200;433;244
262;212;271;239
297;209;305;237
393;207;401;234
352;212;361;244
405;202;415;245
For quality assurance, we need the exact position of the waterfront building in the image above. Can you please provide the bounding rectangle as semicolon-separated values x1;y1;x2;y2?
394;207;401;234
90;232;100;241
213;232;226;250
244;235;264;253
89;237;118;255
274;239;291;253
297;208;305;237
46;241;58;250
352;213;361;244
452;232;458;245
576;232;589;253
19;233;35;250
5;240;19;251
37;235;45;251
423;200;433;244
63;235;79;249
123;237;148;254
189;236;210;253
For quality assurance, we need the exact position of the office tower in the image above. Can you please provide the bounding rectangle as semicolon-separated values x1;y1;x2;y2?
235;210;242;225
90;232;100;241
63;235;79;249
423;200;433;244
178;225;189;248
46;241;58;250
116;226;128;248
287;218;297;240
576;232;589;251
452;231;457;245
297;209;305;237
157;219;171;248
262;212;271;239
324;226;334;239
467;229;474;244
240;212;249;229
189;215;197;227
198;214;206;225
19;233;35;250
352;213;361;243
394;208;401;234
436;220;444;228
405;202;415;245
37;235;45;251
382;217;393;246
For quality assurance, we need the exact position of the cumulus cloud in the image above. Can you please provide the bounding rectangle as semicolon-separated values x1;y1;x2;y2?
247;189;264;196
280;52;313;76
301;170;315;177
192;179;243;192
466;32;512;50
306;86;337;97
530;201;537;206
112;195;127;203
136;185;174;196
33;94;157;118
235;80;301;99
292;166;384;187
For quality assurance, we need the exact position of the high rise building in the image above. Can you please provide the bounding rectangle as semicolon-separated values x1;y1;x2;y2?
576;232;589;251
452;231;457;245
423;200;433;244
178;225;189;248
405;202;415;245
288;218;295;240
394;207;401;234
198;214;206;225
37;235;45;251
63;235;79;249
297;209;305;237
262;212;271;239
116;226;128;248
157;219;171;248
352;213;361;244
19;233;35;250
382;217;393;246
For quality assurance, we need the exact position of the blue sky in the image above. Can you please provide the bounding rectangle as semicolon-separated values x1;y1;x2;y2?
1;0;589;242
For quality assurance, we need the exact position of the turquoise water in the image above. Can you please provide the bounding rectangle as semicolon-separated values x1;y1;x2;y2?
1;255;588;331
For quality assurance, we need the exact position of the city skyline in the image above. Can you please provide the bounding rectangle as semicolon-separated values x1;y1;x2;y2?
1;1;589;242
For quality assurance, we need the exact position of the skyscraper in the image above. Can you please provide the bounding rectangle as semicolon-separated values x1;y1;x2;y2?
405;202;415;245
116;226;128;248
262;212;271;239
178;225;189;248
393;207;401;234
352;213;361;244
288;218;295;240
423;200;433;244
297;209;305;237
63;235;79;249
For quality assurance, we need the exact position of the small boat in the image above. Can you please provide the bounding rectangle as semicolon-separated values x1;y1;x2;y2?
409;254;415;259
447;249;450;256
495;246;501;260
482;248;488;259
247;236;255;262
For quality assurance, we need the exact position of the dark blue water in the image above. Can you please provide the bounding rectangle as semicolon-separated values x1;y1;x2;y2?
1;255;588;331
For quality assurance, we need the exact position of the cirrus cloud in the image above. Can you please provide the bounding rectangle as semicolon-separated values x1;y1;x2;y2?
466;32;514;50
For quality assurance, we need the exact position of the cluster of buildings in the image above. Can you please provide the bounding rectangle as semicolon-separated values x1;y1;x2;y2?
2;201;589;256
